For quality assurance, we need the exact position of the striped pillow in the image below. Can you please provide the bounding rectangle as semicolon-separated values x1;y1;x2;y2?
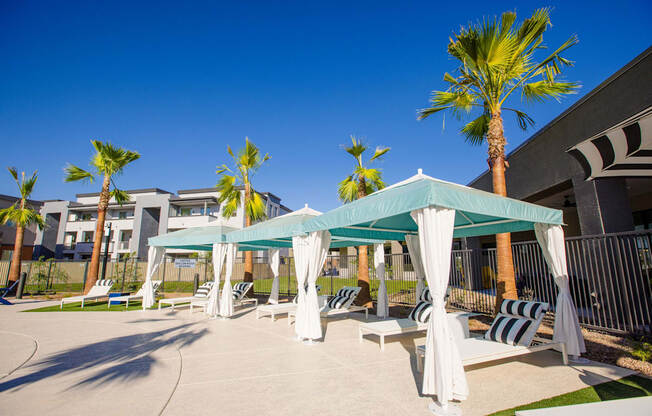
419;287;432;302
291;285;322;304
96;279;114;287
327;295;348;309
195;282;213;297
500;299;548;320
335;288;356;299
408;301;433;323
484;313;534;346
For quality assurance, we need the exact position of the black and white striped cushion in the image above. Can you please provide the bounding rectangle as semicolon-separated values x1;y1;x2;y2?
419;288;432;302
291;285;322;304
327;295;348;309
408;301;433;323
484;313;534;346
96;279;114;287
195;282;213;297
335;288;356;299
500;299;548;320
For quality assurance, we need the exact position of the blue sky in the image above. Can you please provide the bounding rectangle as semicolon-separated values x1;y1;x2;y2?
1;1;650;212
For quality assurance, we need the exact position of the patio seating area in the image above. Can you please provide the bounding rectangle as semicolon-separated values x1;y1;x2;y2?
0;299;636;416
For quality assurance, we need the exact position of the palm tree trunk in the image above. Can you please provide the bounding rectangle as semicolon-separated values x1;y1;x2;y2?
243;183;254;296
7;225;25;287
356;178;372;307
86;175;111;294
488;111;518;313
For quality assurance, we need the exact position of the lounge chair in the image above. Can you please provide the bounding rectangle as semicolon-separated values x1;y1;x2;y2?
0;280;19;305
416;299;568;372
233;282;258;307
190;281;258;313
288;286;369;326
255;285;324;321
60;279;114;309
359;288;465;351
158;281;213;310
108;281;162;309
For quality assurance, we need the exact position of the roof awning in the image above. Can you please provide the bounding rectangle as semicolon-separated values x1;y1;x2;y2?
226;205;384;251
567;107;652;180
302;171;563;239
148;224;237;251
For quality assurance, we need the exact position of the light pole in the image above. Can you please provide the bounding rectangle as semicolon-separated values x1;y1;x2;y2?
101;222;112;280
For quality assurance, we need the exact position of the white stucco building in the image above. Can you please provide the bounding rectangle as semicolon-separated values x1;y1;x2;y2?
34;187;290;260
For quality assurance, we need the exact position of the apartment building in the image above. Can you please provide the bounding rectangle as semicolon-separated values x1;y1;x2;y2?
33;187;291;260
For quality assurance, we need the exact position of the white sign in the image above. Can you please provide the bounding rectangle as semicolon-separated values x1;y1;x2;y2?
174;258;197;268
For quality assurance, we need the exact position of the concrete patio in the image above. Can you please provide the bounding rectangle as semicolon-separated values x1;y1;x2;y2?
0;299;636;416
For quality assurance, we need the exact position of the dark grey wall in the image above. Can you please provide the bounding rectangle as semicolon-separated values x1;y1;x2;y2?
137;207;161;258
35;213;60;258
469;47;652;200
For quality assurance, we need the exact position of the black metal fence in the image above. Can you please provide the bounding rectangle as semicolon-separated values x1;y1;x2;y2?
2;230;650;334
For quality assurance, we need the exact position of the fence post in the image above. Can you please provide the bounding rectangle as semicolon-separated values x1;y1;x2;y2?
82;261;89;293
46;261;53;291
121;257;128;292
203;257;208;283
194;273;199;294
161;256;167;292
4;260;10;286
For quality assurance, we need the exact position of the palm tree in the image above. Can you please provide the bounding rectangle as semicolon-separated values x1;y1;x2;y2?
338;136;390;307
216;137;270;288
64;140;140;293
0;168;45;287
418;8;579;311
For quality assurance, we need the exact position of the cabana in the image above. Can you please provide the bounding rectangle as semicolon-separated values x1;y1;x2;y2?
226;205;383;337
300;170;586;415
145;224;237;317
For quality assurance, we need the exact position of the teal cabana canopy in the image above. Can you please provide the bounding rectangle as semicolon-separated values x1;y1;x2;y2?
148;224;238;251
226;205;383;250
302;171;564;240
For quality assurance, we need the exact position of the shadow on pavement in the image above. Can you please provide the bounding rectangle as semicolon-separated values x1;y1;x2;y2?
0;323;207;393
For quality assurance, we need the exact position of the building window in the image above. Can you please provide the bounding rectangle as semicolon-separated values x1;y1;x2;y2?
633;209;652;230
118;211;127;219
80;213;92;221
82;231;94;242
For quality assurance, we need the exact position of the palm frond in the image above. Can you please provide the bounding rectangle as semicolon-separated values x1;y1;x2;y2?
110;188;131;205
522;80;579;103
245;191;267;221
338;176;358;203
64;164;95;183
221;194;240;219
7;167;18;183
369;146;390;162
344;136;367;163
504;108;536;130
461;114;490;145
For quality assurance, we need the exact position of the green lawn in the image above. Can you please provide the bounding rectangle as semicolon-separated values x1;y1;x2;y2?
489;375;652;416
23;300;163;312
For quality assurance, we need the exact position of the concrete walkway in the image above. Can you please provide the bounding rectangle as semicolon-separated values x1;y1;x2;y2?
0;299;636;415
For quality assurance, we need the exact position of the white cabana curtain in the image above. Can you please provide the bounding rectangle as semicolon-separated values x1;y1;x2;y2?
296;231;331;341
292;234;311;338
219;243;237;317
405;234;426;301
374;243;389;319
143;246;165;310
411;206;468;404
268;248;281;304
534;223;586;356
206;243;227;317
